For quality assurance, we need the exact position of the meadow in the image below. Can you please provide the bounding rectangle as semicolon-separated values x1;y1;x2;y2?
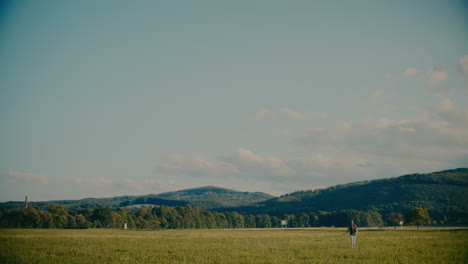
0;227;466;264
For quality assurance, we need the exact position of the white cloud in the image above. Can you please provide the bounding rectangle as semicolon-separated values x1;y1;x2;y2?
71;176;182;196
286;154;368;171
278;108;306;120
460;55;468;88
247;108;269;120
159;148;295;180
120;178;145;191
73;176;113;185
156;99;467;192
159;154;239;176
426;68;448;86
460;55;468;76
2;171;49;184
0;172;184;200
248;108;328;121
370;90;384;104
292;98;468;172
276;108;328;121
403;67;417;78
438;98;454;111
226;148;295;177
399;65;453;90
369;90;398;113
371;90;384;98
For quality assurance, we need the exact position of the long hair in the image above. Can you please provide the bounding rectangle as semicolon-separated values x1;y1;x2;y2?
349;220;355;229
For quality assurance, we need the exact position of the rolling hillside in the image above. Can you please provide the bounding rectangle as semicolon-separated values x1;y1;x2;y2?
154;186;275;209
0;186;274;211
1;168;467;223
218;168;468;220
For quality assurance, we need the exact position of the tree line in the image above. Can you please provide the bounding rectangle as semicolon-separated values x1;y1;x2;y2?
0;204;432;230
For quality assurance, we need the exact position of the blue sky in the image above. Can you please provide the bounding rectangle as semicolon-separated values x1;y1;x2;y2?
1;0;467;201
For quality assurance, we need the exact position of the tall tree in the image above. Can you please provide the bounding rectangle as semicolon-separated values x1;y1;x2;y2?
92;207;113;228
405;208;431;228
245;215;256;228
21;208;42;228
39;211;54;228
298;213;310;227
49;204;69;228
256;214;271;228
75;214;91;229
386;212;404;228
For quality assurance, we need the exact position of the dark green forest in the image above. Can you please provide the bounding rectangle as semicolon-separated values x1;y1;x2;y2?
218;168;468;224
0;204;387;229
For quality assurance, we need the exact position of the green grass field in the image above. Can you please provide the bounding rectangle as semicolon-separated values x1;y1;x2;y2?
1;227;466;264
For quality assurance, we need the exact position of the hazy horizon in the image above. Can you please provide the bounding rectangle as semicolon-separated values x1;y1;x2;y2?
4;167;468;203
1;0;467;202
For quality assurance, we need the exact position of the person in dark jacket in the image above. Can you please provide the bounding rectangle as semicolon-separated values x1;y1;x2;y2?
348;220;358;248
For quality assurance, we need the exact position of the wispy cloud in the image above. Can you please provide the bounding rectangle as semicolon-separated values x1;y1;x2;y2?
292;98;468;172
460;55;468;88
2;171;49;184
459;55;468;75
73;176;113;186
247;108;270;120
221;148;295;177
370;90;397;113
159;98;468;191
71;177;181;195
159;154;239;177
277;108;306;120
402;67;418;78
0;171;183;199
247;108;328;121
370;90;384;104
399;65;449;88
159;148;295;180
426;67;448;86
119;178;145;191
116;178;180;193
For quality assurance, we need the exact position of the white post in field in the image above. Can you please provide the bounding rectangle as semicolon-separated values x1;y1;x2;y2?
281;220;287;228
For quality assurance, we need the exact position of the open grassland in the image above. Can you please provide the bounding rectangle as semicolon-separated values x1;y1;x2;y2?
1;227;466;264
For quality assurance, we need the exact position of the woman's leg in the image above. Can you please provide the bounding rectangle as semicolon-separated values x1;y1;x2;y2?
350;235;356;248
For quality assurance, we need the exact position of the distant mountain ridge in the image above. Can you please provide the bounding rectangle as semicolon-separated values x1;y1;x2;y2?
0;186;275;211
1;168;467;224
217;168;468;221
153;185;275;209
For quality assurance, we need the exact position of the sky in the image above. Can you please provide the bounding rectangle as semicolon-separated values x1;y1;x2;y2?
1;0;467;202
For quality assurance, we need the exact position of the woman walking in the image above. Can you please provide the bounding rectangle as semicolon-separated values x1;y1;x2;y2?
348;220;358;248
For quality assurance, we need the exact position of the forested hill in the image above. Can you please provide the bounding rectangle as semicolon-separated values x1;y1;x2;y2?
218;168;468;219
2;169;467;222
153;186;275;209
0;186;275;211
